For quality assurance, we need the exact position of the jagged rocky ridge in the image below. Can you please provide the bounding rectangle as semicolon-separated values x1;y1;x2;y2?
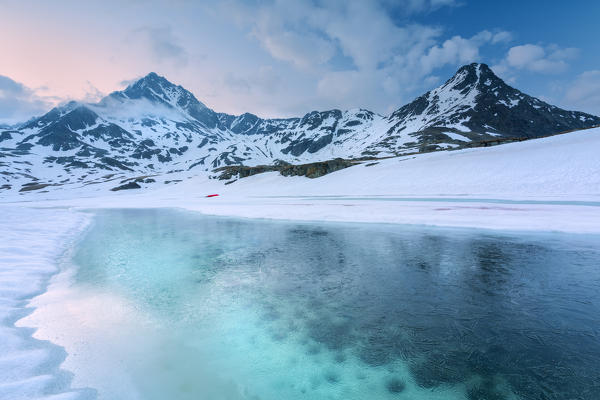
215;158;362;181
1;63;599;192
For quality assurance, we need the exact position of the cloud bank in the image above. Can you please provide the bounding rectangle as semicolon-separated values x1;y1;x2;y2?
0;76;53;125
0;0;591;123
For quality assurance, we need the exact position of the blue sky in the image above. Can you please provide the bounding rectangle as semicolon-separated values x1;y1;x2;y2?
0;0;598;124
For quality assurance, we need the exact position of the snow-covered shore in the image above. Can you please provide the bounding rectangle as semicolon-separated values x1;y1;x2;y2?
2;127;600;233
0;207;93;400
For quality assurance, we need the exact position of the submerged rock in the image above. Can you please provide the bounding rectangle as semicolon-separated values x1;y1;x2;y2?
386;377;406;394
324;370;341;384
467;380;507;400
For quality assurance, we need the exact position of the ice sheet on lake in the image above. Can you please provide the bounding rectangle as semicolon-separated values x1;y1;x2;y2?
18;209;600;400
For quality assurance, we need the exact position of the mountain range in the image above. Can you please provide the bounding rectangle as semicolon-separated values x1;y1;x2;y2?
1;63;599;193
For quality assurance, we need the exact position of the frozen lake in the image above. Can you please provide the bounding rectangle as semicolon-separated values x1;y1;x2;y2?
29;209;600;399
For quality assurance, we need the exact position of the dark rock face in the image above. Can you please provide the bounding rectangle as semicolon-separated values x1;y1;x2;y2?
21;101;78;130
299;110;342;131
100;157;134;171
465;64;598;138
215;158;358;180
279;158;354;178
0;131;14;141
35;126;83;151
19;183;54;192
110;181;141;191
387;63;600;147
23;106;100;151
228;113;261;134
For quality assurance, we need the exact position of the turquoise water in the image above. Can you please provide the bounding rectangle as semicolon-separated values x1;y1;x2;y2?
64;209;600;399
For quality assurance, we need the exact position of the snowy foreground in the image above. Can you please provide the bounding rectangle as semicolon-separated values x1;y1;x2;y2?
0;208;92;399
0;128;599;399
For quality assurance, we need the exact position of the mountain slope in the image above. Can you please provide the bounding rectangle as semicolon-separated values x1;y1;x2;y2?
377;63;599;154
1;63;598;194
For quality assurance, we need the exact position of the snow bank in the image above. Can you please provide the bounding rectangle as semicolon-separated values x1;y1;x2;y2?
0;207;94;400
208;125;600;199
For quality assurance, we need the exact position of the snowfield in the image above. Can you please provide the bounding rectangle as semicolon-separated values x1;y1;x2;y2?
2;126;600;233
0;127;599;399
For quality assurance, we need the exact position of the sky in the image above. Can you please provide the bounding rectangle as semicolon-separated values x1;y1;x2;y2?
0;0;599;125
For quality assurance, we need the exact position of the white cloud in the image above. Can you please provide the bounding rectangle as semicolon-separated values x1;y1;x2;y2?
564;70;600;115
419;33;485;73
547;45;579;61
507;44;545;67
0;75;53;125
491;31;513;44
80;81;106;103
503;44;578;74
222;66;282;96
224;0;508;113
230;1;336;69
0;76;106;125
313;24;501;111
430;0;457;7
0;0;545;120
392;0;459;13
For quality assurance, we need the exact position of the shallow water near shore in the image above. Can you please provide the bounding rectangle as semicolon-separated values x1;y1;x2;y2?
27;208;600;399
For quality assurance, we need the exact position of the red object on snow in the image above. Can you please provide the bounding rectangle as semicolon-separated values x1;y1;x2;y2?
206;194;219;197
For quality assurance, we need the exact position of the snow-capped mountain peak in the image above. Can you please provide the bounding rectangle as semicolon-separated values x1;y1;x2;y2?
383;62;599;154
116;72;209;110
95;73;221;129
2;63;599;194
